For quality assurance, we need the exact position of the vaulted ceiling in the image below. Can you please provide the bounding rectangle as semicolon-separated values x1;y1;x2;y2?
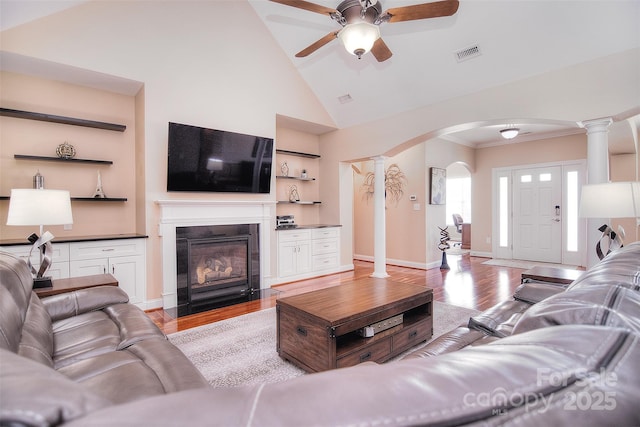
1;0;639;151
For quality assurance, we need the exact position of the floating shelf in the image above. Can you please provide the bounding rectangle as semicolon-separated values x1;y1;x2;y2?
71;197;127;202
277;201;321;205
1;196;126;202
276;175;315;181
276;149;320;159
1;108;126;132
14;155;113;165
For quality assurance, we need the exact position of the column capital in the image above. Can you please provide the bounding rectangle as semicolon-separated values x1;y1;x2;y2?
579;117;613;133
370;155;387;163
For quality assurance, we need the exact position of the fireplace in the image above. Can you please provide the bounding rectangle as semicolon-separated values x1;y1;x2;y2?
176;224;260;316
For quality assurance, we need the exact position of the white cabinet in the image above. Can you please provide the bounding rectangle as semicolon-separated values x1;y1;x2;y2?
278;229;312;278
276;227;340;283
69;239;145;305
1;238;146;306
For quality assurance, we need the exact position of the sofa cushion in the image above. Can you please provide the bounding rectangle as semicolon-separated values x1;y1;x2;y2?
401;326;487;358
57;337;208;404
0;348;110;427
18;293;54;367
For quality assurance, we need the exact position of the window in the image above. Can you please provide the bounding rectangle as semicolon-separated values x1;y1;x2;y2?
446;177;472;225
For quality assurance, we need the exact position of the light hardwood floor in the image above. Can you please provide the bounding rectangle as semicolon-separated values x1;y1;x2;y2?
147;253;526;334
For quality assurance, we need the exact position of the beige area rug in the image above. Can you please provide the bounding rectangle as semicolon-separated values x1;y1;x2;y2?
168;301;479;388
482;258;580;270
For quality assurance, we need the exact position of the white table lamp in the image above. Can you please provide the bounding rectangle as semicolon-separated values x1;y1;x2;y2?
6;189;73;288
579;181;639;259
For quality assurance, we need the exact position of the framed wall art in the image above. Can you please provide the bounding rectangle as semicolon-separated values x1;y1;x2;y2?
430;167;446;205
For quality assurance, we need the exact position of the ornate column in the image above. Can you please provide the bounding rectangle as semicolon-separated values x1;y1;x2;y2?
371;156;390;278
580;117;612;268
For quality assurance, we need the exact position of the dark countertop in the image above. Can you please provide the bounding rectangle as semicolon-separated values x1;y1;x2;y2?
0;233;148;246
275;224;341;231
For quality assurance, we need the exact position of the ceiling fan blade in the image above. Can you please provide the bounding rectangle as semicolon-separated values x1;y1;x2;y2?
269;0;338;16
371;38;393;62
295;32;339;58
385;0;459;23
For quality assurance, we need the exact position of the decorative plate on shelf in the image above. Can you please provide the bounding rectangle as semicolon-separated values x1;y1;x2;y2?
56;142;76;159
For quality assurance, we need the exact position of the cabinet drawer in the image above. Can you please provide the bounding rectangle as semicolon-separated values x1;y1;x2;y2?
1;243;70;263
70;239;144;260
312;253;338;271
312;238;338;255
311;228;338;240
337;337;391;368
278;229;311;242
392;320;432;352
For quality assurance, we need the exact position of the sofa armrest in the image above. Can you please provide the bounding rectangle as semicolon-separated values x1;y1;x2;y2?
42;286;130;322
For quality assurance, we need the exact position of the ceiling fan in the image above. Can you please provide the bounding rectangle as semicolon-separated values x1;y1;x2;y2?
270;0;459;62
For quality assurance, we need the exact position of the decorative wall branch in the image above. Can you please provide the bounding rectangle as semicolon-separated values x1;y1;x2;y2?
358;163;407;206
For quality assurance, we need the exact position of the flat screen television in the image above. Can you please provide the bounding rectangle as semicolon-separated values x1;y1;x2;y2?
167;122;273;193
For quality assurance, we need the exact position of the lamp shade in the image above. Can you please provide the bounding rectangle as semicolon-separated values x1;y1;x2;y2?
7;189;73;226
579;182;639;219
338;22;380;58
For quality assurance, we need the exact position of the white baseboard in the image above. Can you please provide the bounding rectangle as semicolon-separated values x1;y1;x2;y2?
270;263;354;286
471;251;492;258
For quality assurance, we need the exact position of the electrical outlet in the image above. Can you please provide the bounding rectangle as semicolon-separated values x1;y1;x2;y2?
413;203;420;211
486;237;491;244
64;224;72;230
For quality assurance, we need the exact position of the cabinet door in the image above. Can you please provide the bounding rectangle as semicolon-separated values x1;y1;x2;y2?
70;258;109;276
296;240;312;274
109;255;144;305
278;240;299;277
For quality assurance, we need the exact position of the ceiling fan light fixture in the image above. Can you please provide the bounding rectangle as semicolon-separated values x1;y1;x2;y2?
500;127;520;140
338;22;380;59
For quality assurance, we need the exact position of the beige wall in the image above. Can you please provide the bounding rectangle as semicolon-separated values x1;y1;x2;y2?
352;143;427;266
0;71;137;240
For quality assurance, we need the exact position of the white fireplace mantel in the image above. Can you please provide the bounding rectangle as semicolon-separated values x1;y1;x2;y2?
155;199;276;309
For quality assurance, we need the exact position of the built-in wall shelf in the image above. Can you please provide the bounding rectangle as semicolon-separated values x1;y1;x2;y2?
71;197;127;202
276;175;316;181
275;149;320;159
277;201;321;205
1;108;126;132
0;196;126;202
14;154;113;165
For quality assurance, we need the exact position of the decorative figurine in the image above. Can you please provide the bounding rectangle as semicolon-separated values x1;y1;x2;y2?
93;171;107;198
438;226;451;270
56;141;76;159
288;184;300;202
33;170;44;189
281;161;289;177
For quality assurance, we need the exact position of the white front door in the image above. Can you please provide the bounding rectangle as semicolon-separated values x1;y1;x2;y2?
512;166;562;263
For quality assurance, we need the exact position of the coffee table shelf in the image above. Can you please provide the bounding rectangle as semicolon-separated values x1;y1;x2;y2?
277;278;433;372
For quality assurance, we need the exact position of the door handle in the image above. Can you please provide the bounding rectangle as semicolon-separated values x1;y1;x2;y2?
551;218;560;222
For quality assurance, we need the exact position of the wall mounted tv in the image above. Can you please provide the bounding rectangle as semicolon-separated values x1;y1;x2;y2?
167;122;273;193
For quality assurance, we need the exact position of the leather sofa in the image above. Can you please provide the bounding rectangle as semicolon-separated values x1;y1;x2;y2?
0;251;209;426
2;242;640;426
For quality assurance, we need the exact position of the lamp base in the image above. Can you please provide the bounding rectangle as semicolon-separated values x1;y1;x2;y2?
33;276;53;289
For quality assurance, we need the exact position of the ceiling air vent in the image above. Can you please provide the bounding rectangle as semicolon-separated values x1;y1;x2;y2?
338;94;353;104
455;44;481;63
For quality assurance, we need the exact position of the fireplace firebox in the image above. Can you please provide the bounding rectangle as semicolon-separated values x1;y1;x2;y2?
176;224;260;316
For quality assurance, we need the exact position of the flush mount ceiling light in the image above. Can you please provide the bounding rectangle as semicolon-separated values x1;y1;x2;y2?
338;22;380;59
500;128;520;140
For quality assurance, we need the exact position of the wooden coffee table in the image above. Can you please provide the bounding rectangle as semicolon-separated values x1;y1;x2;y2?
276;277;433;373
